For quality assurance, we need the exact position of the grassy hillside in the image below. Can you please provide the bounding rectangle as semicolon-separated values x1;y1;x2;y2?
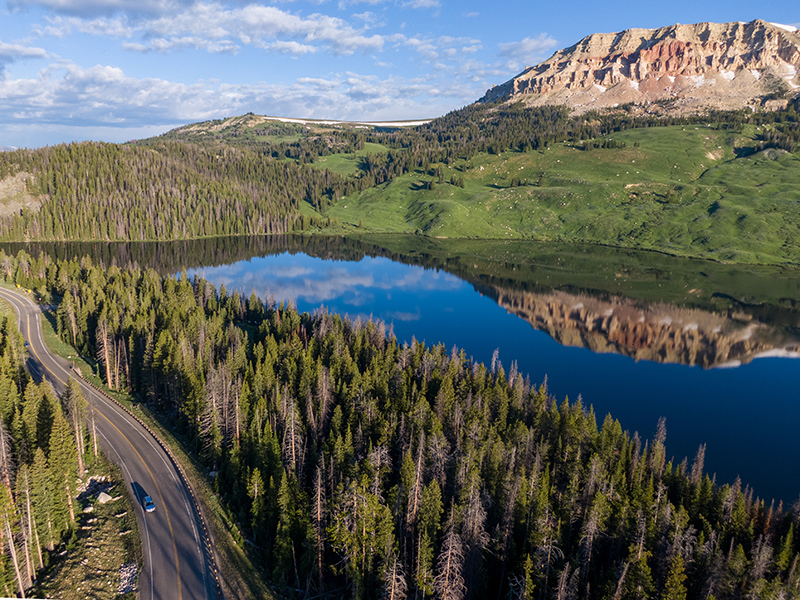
322;123;800;264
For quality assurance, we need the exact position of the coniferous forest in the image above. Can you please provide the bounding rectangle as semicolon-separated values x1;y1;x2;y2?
1;249;798;599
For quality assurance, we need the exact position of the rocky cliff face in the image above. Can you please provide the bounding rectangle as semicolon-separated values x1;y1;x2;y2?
482;19;800;113
485;286;800;368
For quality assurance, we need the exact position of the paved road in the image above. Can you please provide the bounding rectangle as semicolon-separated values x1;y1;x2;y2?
0;287;218;600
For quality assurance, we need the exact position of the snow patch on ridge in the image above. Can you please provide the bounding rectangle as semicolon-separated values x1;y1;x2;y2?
263;116;432;127
770;22;798;33
784;64;800;89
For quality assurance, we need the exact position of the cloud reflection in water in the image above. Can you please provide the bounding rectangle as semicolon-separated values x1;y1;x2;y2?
187;253;462;327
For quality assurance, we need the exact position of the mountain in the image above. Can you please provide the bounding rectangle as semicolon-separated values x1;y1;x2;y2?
481;19;800;113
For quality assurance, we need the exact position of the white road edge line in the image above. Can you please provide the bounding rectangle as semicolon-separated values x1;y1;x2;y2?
99;429;154;600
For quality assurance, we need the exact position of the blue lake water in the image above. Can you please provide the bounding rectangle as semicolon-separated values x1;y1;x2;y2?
187;251;800;504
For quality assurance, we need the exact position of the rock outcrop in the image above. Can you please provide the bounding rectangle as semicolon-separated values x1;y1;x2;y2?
481;19;800;113
486;286;800;368
0;172;40;218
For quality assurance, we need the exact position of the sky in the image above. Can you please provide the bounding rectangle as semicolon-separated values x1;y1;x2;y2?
1;0;798;148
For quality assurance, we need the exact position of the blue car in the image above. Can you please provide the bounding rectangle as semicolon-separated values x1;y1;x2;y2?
143;495;156;513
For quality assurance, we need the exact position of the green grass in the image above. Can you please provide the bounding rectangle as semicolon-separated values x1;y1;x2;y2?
0;296;13;318
321;124;800;264
309;142;390;176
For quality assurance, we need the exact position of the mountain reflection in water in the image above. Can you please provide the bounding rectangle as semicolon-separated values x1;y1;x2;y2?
488;286;800;368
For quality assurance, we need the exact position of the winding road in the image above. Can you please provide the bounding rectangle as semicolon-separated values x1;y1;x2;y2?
0;287;220;600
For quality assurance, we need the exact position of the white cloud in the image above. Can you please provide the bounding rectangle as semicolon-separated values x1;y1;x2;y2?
393;34;480;64
258;40;317;54
296;76;340;88
55;3;386;56
338;0;387;8
498;33;558;71
402;0;438;8
1;2;505;146
36;15;135;38
352;11;382;26
0;59;479;141
0;42;49;73
9;0;186;17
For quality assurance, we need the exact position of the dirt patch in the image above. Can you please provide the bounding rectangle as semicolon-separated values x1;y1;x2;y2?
625;182;670;189
0;172;41;217
31;459;142;600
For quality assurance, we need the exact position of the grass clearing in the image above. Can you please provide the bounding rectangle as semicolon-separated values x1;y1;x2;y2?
309;142;390;176
321;124;800;264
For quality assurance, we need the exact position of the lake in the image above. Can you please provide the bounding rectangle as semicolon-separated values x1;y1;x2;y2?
9;235;800;502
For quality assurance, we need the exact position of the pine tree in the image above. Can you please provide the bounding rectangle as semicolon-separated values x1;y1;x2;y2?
29;449;55;552
0;417;13;491
47;408;77;526
0;485;26;597
247;467;266;543
64;378;87;477
776;524;795;573
662;555;687;600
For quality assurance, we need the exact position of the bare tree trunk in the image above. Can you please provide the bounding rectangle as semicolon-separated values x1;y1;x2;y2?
4;514;26;598
233;382;241;446
312;463;326;591
96;320;114;390
0;421;12;490
90;406;98;458
434;514;466;600
121;338;131;389
384;554;408;600
72;410;85;478
408;433;425;528
20;508;33;587
68;303;78;346
612;562;629;600
114;338;121;390
65;478;75;523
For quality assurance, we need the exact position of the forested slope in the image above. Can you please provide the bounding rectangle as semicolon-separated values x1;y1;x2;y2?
3;249;799;599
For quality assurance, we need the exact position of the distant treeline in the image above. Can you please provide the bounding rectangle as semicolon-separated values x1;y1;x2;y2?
1;99;798;241
3;248;799;599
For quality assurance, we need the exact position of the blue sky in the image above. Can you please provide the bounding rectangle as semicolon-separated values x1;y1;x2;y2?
1;0;797;148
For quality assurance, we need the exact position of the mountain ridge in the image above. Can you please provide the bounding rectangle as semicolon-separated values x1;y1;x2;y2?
481;19;800;113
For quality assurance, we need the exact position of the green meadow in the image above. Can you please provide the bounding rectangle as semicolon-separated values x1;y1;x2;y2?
321;124;800;264
308;142;390;176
